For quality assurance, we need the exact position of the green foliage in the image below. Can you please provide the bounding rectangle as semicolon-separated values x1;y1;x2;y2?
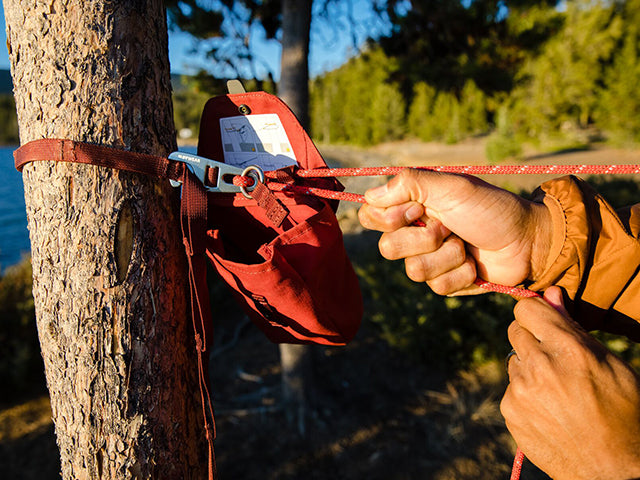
596;23;640;144
431;91;462;144
459;80;489;137
0;94;19;146
0;257;45;404
381;0;561;95
407;82;438;142
370;81;406;144
485;104;522;163
310;46;404;145
310;50;492;147
353;249;515;371
406;80;487;144
173;88;212;140
509;1;623;141
485;133;522;164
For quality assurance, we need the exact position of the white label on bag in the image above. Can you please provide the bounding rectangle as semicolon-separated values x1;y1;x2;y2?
219;113;299;171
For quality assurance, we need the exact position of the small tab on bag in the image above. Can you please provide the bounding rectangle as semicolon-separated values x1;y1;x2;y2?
226;79;246;94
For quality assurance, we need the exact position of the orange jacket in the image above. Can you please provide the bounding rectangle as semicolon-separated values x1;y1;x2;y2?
529;176;640;341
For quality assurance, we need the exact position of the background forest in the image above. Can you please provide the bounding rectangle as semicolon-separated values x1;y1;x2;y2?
2;0;640;478
169;0;640;158
2;0;640;153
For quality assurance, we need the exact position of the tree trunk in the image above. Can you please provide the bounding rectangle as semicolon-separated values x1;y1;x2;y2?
279;0;312;131
4;1;206;478
277;0;314;437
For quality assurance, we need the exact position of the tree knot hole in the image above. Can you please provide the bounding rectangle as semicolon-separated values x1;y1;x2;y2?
114;201;135;284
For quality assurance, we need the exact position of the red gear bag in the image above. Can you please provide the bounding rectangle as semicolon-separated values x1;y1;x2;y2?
197;92;362;345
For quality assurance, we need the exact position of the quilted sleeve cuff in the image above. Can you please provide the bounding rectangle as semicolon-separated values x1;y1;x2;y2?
528;176;591;298
527;176;640;333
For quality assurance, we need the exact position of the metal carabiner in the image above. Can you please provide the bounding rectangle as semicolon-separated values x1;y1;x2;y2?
239;165;265;199
168;151;263;197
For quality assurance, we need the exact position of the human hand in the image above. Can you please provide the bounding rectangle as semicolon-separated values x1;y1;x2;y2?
502;286;640;480
357;169;551;295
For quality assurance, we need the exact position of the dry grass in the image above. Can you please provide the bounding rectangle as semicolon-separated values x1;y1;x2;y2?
0;396;52;442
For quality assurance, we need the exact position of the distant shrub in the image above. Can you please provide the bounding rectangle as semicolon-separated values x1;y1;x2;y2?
459;80;488;137
407;82;438;142
408;81;488;145
596;25;640;145
485;106;521;163
370;82;406;144
485;133;522;163
0;94;19;145
431;91;462;144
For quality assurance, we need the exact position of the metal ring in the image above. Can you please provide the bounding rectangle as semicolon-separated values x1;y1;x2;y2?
505;349;518;373
240;165;265;199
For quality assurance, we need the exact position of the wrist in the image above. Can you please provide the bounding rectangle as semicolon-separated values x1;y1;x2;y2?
528;201;553;283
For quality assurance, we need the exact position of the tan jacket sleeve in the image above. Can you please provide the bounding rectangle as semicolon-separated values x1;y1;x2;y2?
528;176;640;341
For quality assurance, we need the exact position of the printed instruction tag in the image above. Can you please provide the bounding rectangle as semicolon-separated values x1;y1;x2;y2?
219;114;299;171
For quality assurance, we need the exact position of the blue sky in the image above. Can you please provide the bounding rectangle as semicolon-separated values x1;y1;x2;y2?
1;1;393;79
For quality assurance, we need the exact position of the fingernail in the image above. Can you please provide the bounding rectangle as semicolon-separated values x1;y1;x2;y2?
365;184;388;202
404;203;424;223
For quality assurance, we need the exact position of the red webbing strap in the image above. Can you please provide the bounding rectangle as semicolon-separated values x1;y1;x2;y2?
16;139;217;477
13;138;185;182
180;169;217;479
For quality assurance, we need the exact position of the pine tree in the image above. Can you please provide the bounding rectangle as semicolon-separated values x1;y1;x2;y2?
597;22;640;142
408;82;437;141
459;80;488;136
370;82;406;143
510;0;622;140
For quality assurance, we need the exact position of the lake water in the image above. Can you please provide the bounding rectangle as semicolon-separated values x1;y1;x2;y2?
0;146;29;269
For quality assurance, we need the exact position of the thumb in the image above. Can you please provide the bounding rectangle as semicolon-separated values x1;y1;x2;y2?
364;169;438;208
543;286;570;317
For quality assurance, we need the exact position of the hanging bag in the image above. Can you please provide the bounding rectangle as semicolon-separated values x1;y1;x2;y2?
197;91;362;345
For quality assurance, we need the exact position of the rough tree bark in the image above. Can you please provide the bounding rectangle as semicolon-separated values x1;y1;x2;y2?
4;0;206;478
277;0;314;437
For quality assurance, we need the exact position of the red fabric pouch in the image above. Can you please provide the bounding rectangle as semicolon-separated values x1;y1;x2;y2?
198;92;362;345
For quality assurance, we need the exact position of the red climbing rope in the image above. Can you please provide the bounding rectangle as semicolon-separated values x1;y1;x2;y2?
257;163;640;204
287;163;640;177
510;448;526;480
